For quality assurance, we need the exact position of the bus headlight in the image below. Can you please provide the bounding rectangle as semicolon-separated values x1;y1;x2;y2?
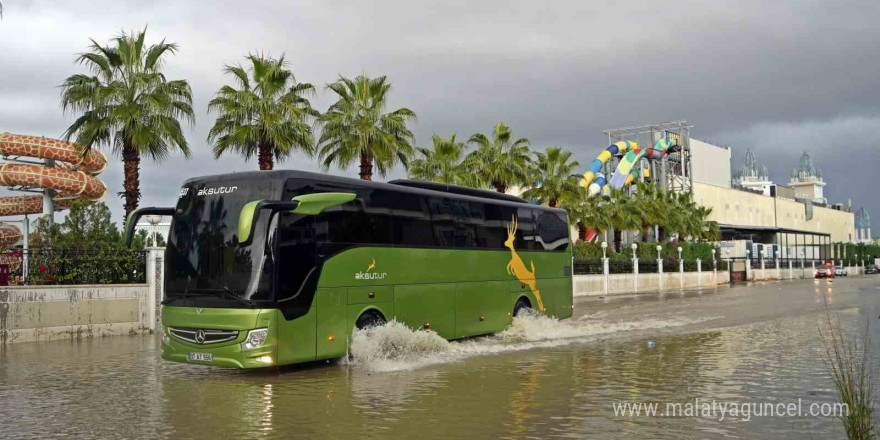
242;328;268;350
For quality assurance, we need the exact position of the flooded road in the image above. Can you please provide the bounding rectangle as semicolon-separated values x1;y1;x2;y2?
2;277;879;439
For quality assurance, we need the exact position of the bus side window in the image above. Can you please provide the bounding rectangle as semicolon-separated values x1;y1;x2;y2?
429;197;477;248
476;203;508;249
515;208;539;250
392;193;434;247
358;188;393;245
535;210;570;251
319;189;392;245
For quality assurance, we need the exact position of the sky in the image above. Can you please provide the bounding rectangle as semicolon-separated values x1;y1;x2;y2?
1;0;879;228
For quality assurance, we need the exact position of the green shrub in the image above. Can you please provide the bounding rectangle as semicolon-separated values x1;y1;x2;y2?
20;201;150;285
574;240;720;263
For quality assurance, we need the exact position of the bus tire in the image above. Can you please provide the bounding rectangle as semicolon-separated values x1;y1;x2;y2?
355;310;386;330
513;297;532;317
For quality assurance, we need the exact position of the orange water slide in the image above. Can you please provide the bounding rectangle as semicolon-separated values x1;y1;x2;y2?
0;133;108;216
0;223;22;247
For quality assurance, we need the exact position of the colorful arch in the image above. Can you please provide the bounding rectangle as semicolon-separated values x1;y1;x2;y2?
580;140;638;196
580;138;678;242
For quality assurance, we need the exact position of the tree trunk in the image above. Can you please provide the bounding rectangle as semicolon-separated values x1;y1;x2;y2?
658;226;666;242
613;229;622;253
122;141;141;216
258;141;273;170
493;181;506;193
577;222;587;241
642;224;650;242
359;152;373;181
548;198;557;208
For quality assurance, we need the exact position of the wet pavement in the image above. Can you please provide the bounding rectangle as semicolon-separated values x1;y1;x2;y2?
2;276;879;439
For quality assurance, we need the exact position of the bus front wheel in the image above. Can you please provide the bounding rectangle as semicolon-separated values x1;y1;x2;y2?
355;310;387;330
513;298;532;317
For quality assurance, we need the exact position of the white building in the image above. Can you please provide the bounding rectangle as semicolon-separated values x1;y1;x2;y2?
855;207;872;243
789;152;827;205
732;148;773;195
689;138;731;188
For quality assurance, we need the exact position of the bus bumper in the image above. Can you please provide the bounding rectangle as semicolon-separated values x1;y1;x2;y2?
160;306;278;369
161;331;277;369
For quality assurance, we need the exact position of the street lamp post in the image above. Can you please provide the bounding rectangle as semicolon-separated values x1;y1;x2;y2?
657;244;664;289
631;243;639;291
711;248;716;270
677;246;684;286
146;215;161;247
601;241;609;295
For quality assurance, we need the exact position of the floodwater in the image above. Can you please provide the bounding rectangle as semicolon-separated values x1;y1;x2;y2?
2;278;880;439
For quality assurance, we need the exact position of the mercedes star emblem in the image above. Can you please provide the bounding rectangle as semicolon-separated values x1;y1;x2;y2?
194;330;206;344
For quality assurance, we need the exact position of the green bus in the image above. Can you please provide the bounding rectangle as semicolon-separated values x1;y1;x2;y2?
128;170;573;369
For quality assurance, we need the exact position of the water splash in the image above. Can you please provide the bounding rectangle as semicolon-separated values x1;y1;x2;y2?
348;311;716;372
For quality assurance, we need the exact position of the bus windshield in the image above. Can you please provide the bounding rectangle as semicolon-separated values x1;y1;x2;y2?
164;179;281;307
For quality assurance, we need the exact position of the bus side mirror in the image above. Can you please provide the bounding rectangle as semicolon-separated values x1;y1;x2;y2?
124;207;175;247
238;192;356;245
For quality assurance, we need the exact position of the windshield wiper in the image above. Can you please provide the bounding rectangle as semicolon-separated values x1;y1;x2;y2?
184;287;257;308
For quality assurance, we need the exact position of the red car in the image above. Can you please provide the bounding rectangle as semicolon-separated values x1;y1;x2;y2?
815;263;835;279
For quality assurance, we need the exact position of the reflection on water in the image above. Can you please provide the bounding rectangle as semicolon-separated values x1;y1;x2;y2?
1;278;878;439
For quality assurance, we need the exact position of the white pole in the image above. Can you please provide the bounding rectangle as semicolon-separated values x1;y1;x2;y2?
658;258;663;291
603;257;609;296
42;159;55;227
633;257;639;293
697;259;702;286
23;215;29;285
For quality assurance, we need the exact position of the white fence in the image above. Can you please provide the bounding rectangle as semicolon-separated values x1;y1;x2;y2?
574;258;866;297
0;247;165;344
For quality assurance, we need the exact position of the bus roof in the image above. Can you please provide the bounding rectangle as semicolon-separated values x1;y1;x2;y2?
182;169;567;214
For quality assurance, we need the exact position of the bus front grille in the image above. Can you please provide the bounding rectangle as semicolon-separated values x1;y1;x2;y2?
169;327;239;345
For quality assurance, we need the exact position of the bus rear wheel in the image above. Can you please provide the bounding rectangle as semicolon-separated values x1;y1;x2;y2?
355;310;386;330
513;298;532;317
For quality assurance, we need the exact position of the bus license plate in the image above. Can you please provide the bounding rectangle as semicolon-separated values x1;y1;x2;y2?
187;352;213;362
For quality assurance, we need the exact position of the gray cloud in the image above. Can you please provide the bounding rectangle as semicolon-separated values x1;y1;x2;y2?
1;0;878;229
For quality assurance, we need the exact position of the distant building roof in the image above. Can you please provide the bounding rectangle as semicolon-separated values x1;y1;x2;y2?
735;148;770;182
791;151;823;182
855;207;871;229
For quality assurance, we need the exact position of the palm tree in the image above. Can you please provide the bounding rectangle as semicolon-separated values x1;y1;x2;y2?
409;134;469;185
318;75;416;181
604;188;641;252
562;187;609;242
657;189;681;241
633;182;667;242
677;192;703;240
207;53;318;170
696;205;720;241
61;28;194;215
522;147;580;207
466;122;531;193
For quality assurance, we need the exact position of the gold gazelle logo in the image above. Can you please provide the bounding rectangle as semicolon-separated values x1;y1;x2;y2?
505;216;546;312
355;258;386;280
